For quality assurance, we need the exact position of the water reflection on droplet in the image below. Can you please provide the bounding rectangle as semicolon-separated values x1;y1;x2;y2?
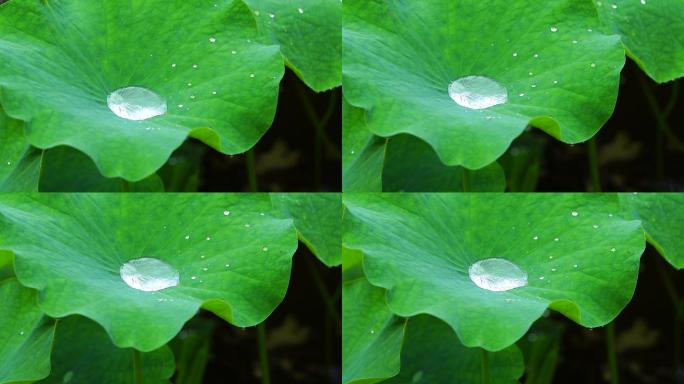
120;257;179;292
468;258;528;292
107;87;167;121
448;76;508;110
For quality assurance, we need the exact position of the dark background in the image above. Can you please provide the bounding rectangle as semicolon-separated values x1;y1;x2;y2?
505;60;684;192
172;245;341;384
161;70;341;193
526;248;684;383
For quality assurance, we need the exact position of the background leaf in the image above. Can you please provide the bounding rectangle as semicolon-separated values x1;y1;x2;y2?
39;316;174;384
0;279;55;384
384;315;524;384
0;112;41;192
342;101;385;192
595;0;684;83
619;193;684;269
382;134;505;192
343;0;625;169
271;193;342;267
0;194;298;351
243;0;342;91
343;278;405;384
343;194;645;351
40;146;164;192
0;0;283;181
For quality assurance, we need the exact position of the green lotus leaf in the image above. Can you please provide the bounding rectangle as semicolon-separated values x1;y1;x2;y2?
39;316;174;384
0;194;298;351
343;278;405;384
384;315;524;384
0;0;283;181
0;113;41;192
382;135;505;192
40;146;164;192
243;0;341;91
595;0;684;83
271;193;341;267
342;101;385;193
619;193;684;269
343;194;645;351
0;278;55;384
343;0;625;169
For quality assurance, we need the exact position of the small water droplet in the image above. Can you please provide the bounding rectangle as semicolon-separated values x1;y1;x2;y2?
203;267;208;272
107;87;167;121
512;52;518;57
640;0;646;4
611;4;617;9
571;210;579;217
250;73;255;78
185;235;190;240
298;8;304;13
209;37;216;43
192;64;198;69
191;276;197;280
591;63;597;68
447;76;508;110
551;268;557;272
171;63;177;68
539;276;545;280
550;26;558;32
533;53;539;58
611;247;616;252
574;264;579;268
554;238;560;242
593;224;599;229
224;210;231;216
269;13;275;18
245;224;251;228
533;236;539;240
120;258;179;292
225;264;230;268
262;246;269;251
468;258;528;292
206;236;211;241
63;371;74;384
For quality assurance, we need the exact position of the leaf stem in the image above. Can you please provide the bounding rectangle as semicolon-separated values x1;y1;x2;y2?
655;256;684;367
462;169;472;192
606;322;619;384
245;149;258;192
257;322;271;384
587;137;602;192
305;255;341;327
480;349;490;384
133;349;143;384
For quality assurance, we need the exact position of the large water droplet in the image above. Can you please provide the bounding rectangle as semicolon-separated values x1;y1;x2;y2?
107;87;167;121
448;76;508;110
468;258;528;292
120;257;179;292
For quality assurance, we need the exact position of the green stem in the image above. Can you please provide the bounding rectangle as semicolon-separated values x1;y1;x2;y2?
655;257;684;368
606;322;619;384
133;349;143;384
587;137;602;192
480;349;490;384
257;322;271;384
462;169;472;192
245;149;258;192
305;256;341;328
295;84;342;159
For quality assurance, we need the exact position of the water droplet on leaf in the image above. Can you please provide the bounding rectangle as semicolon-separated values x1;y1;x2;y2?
468;258;528;292
448;76;508;110
107;87;166;121
120;257;179;292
